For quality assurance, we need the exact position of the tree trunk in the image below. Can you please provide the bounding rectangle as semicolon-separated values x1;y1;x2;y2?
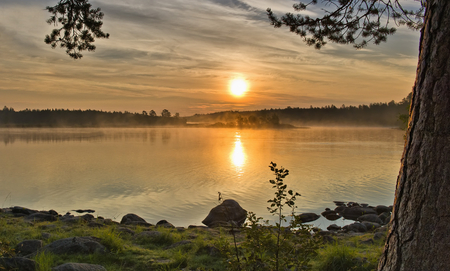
378;1;450;270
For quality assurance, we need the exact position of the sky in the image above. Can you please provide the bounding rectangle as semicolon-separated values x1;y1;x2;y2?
0;0;422;116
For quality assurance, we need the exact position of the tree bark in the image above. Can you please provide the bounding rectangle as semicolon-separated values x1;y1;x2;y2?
378;1;450;270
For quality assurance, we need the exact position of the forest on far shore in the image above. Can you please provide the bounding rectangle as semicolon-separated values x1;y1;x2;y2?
1;93;410;128
188;93;411;129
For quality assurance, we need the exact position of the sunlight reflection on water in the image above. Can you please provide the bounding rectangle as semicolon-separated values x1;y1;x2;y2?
0;127;404;229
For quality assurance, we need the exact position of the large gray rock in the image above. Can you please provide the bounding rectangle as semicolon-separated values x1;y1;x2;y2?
361;221;381;231
297;213;320;223
0;257;37;271
11;206;38;215
15;239;43;256
374;205;391;215
202;199;247;227
357;214;384;224
52;263;107;271
41;237;107;255
340;207;377;220
24;212;57;223
343;222;368;233
120;214;152;226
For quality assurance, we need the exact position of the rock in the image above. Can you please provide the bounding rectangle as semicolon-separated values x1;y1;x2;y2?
374;205;391;215
357;214;384;224
48;209;59;216
361;222;381;231
15;240;43;256
378;212;390;222
120;214;152;226
360;203;369;207
321;209;336;217
41;237;107;255
340;207;377;220
343;222;367;233
384;214;391;224
327;224;342;231
333;201;346;206
24;212;57;223
325;213;342;221
156;220;175;228
334;205;346;213
202;199;247;227
374;232;386;241
52;263;107;271
0;257;38;271
297;213;320;223
11;206;38;215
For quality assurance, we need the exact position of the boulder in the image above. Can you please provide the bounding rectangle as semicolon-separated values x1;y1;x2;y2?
24;212;57;223
325;213;342;221
41;237;107;255
156;220;175;228
361;222;381;231
374;232;386;241
340;207;377;220
333;201;346;206
0;257;37;271
15;240;43;256
334;205;346;213
120;214;152;226
374;205;391;215
202;199;247;227
11;206;38;215
327;224;342;231
378;212;390;222
358;214;384;224
52;263;107;271
297;213;320;223
343;222;367;233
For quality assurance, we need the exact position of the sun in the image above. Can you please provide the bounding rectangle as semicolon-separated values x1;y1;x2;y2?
229;78;248;96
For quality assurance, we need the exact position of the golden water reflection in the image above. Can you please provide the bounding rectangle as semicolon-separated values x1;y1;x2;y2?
231;133;245;168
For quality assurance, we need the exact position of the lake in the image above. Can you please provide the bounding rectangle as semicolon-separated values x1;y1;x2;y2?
0;127;405;229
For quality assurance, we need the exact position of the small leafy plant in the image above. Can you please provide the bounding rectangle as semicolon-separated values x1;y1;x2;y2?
218;162;320;271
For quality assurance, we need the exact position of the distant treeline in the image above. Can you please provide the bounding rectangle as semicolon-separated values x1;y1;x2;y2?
188;94;411;128
0;107;186;127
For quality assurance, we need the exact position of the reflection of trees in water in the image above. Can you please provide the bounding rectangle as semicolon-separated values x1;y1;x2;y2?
161;130;171;144
0;129;171;145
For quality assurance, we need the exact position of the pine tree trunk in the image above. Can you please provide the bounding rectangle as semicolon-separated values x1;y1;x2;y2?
378;1;450;270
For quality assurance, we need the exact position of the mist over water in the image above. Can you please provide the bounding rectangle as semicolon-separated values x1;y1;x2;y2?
0;127;404;229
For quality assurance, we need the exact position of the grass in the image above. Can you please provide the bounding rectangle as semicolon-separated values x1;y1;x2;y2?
0;211;387;271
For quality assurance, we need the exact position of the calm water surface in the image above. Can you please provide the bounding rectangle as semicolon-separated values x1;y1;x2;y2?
0;127;404;229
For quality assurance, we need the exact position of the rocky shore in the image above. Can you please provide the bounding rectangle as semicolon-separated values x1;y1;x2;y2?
0;200;390;270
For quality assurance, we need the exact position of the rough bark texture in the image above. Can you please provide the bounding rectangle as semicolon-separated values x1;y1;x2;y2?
378;1;450;270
